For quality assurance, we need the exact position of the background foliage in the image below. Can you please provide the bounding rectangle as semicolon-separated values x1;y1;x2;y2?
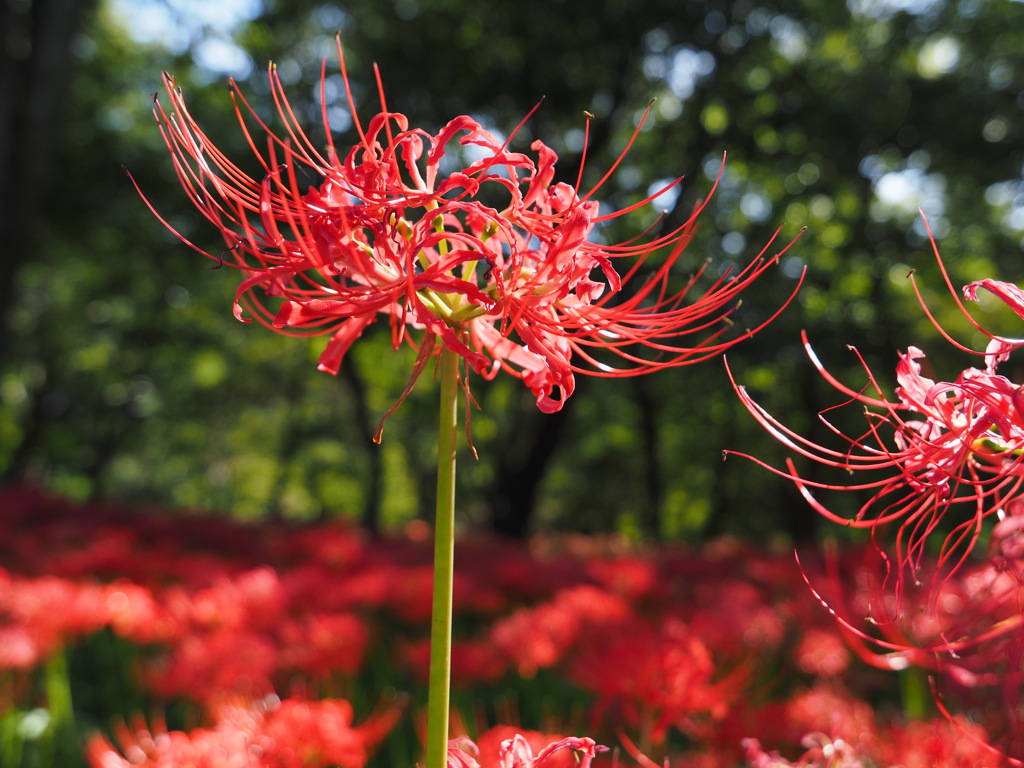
4;0;1024;540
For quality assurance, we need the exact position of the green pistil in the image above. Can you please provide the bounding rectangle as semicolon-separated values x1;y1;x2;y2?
415;209;499;322
449;303;489;322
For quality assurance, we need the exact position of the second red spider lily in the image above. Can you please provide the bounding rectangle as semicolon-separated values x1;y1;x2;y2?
726;223;1024;653
137;36;804;433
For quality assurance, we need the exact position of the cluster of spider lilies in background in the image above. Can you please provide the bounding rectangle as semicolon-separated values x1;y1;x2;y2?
0;488;1009;767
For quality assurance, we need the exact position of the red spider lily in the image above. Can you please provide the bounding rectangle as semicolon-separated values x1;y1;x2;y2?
133;37;802;434
446;734;604;768
742;734;870;768
568;617;743;746
726;223;1024;761
872;715;997;768
86;696;399;768
0;571;140;670
726;223;1024;618
488;584;632;676
473;727;593;768
741;704;994;768
792;627;851;678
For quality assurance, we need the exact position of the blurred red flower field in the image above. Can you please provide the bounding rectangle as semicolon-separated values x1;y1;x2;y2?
0;486;1011;767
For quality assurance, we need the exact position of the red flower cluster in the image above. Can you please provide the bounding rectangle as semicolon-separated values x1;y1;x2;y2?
568;617;742;746
87;696;398;768
0;569;164;669
489;585;632;677
4;489;1019;765
741;710;993;768
449;731;603;768
138;37;801;429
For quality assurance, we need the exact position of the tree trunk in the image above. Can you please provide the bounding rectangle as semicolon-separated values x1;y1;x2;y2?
0;0;98;364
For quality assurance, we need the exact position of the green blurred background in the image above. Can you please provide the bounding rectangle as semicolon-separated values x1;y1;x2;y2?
3;0;1024;541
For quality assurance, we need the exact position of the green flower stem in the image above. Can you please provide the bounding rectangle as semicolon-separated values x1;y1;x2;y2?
900;666;929;720
425;343;459;768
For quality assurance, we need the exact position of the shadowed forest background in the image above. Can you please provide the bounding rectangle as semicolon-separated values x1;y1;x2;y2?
4;0;1024;542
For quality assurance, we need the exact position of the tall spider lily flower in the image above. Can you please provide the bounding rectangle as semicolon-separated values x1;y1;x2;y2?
131;37;802;435
134;44;804;768
726;220;1024;651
